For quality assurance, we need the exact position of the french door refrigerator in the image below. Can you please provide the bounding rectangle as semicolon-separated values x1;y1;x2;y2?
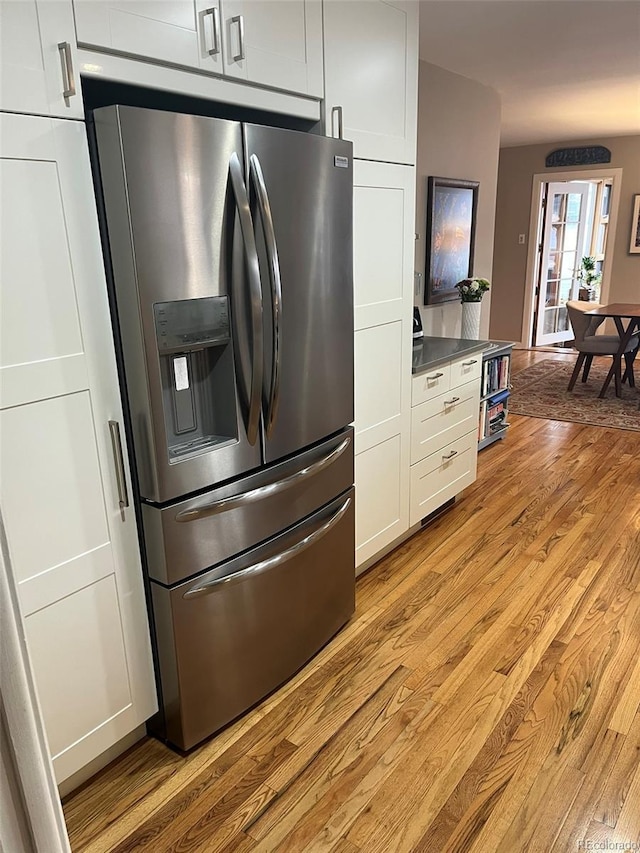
92;105;355;751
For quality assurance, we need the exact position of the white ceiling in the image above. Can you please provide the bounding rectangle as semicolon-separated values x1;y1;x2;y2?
419;0;640;147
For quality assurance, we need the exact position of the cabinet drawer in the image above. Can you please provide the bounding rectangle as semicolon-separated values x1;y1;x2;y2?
450;354;482;389
409;431;478;526
412;364;450;406
410;381;480;465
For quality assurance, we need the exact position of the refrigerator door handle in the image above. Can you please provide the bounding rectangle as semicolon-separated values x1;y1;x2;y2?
249;153;282;437
229;152;263;446
175;434;351;522
183;496;352;598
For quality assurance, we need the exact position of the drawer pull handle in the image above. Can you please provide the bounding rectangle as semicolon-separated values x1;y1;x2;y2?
427;372;444;381
444;397;460;405
175;435;351;522
442;450;458;460
462;359;478;366
183;497;351;598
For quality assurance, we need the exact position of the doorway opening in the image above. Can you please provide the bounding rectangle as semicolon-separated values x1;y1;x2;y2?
521;167;623;350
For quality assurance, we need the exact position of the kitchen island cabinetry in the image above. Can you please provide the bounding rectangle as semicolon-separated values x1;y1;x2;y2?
409;339;486;526
0;114;156;785
323;0;418;164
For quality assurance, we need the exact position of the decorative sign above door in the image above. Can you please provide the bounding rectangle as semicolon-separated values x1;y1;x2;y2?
545;146;612;168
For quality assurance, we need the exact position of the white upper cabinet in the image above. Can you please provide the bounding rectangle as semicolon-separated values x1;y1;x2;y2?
0;0;83;118
73;0;201;68
73;0;323;97
323;0;418;164
219;0;323;96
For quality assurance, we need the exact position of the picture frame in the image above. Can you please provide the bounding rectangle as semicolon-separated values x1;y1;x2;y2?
630;194;640;254
424;176;479;305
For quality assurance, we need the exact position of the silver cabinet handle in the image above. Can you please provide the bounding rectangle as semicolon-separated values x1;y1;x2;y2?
462;359;478;366
228;152;263;446
249;154;282;438
331;106;344;139
183;497;351;598
175;435;351;522
231;14;245;61
57;42;76;99
427;372;444;381
204;7;221;55
444;396;460;405
108;421;129;520
442;450;458;460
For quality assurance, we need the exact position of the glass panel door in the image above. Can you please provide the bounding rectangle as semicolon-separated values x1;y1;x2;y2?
534;182;591;346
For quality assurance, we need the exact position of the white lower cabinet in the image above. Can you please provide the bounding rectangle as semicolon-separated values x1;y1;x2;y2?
409;355;482;527
355;435;404;567
0;113;156;784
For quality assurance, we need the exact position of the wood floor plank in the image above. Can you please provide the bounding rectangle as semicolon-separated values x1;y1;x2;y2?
592;712;640;829
62;354;640;853
418;639;567;853
604;761;640;845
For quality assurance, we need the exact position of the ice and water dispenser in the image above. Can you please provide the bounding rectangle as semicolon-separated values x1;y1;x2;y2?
154;297;237;461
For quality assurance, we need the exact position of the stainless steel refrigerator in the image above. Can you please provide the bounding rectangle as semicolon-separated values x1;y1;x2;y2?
92;105;355;751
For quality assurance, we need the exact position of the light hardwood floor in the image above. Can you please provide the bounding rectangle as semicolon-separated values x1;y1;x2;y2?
63;350;640;852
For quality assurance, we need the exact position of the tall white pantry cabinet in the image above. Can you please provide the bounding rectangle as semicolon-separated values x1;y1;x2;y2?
324;0;418;569
0;4;156;785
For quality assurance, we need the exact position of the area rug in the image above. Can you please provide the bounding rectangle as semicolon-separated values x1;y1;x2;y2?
509;359;640;432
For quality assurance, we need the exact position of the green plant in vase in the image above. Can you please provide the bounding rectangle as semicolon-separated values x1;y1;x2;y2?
577;257;602;302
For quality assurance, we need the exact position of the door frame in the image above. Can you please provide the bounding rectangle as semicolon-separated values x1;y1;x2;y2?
521;167;623;348
534;181;592;347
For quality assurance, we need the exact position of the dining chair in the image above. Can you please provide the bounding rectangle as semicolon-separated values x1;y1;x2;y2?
566;301;640;393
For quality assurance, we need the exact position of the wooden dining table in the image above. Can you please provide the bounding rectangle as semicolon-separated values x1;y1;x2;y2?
585;303;640;398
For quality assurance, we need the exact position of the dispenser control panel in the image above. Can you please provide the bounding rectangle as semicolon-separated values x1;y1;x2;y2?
154;297;230;353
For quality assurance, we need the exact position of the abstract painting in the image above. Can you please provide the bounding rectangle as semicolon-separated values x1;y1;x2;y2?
424;177;479;304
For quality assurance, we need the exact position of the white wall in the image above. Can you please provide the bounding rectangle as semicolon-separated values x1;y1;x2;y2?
414;61;501;339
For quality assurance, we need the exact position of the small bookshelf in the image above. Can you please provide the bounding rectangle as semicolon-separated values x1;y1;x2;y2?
478;341;514;450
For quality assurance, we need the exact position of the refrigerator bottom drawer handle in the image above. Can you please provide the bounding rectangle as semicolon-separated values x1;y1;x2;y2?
175;435;351;522
183;496;352;599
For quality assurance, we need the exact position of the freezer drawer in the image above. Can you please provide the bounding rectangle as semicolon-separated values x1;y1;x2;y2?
143;428;353;585
150;490;355;750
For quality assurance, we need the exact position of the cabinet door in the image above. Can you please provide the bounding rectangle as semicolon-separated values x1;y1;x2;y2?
0;0;83;118
0;114;156;784
355;435;404;568
352;160;415;569
323;0;418;164
354;160;415;331
73;0;201;69
220;0;323;96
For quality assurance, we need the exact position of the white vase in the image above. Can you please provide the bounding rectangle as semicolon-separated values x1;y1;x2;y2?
461;301;482;339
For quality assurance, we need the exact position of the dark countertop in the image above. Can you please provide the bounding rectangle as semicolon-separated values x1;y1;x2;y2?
412;336;491;375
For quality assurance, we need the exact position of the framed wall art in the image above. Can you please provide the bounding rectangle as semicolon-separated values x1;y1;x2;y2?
424;176;479;305
630;194;640;254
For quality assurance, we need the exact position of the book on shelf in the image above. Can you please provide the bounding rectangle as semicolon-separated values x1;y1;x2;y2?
482;355;511;397
478;400;487;440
